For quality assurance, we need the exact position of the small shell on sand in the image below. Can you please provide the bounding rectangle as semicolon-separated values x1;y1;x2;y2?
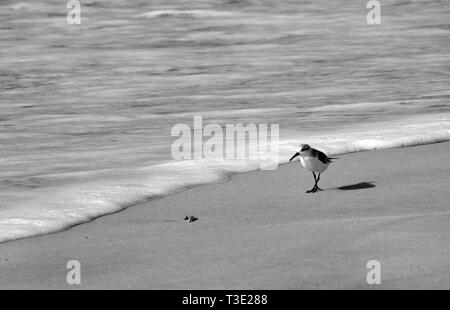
184;216;198;223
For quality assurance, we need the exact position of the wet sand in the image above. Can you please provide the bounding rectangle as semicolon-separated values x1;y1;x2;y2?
0;142;449;289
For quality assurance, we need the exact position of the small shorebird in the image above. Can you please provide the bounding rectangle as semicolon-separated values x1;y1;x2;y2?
289;144;336;193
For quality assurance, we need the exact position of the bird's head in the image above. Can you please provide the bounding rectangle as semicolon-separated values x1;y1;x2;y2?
289;144;312;161
299;144;311;153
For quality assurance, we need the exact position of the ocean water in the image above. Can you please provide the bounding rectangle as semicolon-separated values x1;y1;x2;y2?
1;0;449;242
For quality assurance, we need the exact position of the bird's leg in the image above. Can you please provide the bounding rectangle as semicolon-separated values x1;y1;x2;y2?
316;173;323;191
306;172;318;193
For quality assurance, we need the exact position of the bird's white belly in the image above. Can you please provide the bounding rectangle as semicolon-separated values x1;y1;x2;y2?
300;155;329;173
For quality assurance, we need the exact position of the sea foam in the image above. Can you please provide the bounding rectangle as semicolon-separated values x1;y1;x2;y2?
134;10;239;19
0;113;449;243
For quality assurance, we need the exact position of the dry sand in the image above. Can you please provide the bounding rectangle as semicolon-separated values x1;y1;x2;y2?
0;142;449;289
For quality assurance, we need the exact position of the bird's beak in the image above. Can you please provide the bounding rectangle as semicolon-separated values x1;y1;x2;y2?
289;152;300;162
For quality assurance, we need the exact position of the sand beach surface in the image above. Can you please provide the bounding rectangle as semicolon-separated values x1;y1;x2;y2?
0;142;449;289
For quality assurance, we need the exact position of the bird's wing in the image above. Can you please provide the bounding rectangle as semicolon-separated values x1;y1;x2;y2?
315;149;333;163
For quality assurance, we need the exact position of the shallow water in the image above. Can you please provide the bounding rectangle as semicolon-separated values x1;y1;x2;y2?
0;0;449;242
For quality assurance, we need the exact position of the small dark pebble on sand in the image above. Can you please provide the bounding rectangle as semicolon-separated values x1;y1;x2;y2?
184;216;198;223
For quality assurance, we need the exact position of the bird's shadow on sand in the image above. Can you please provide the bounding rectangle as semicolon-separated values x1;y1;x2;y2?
336;181;376;191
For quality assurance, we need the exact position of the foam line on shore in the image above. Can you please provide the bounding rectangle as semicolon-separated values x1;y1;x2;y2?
0;113;449;243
